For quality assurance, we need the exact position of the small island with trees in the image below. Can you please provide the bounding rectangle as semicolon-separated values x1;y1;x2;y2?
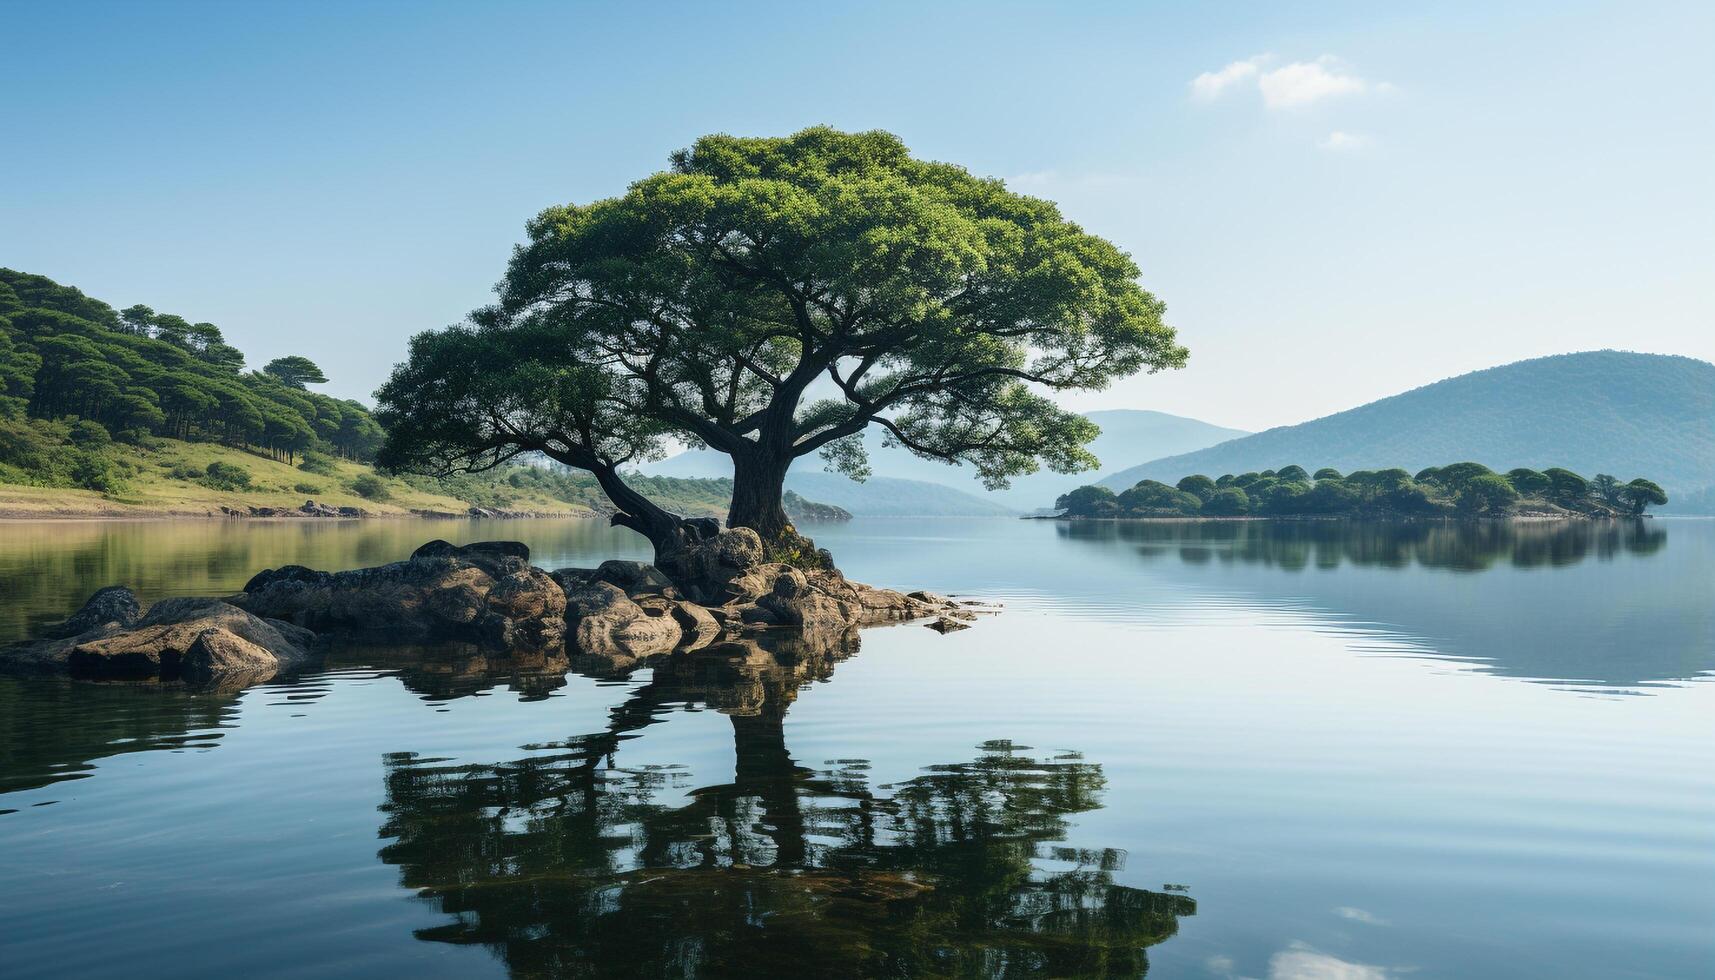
1054;463;1668;520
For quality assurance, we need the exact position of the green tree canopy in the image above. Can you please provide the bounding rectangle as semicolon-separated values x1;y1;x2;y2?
377;127;1186;560
1175;474;1216;501
1203;487;1249;516
1506;468;1550;495
262;355;330;389
1620;478;1667;514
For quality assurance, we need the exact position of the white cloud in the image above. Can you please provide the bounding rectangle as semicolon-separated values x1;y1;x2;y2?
1333;905;1389;924
1258;57;1371;108
1191;56;1265;101
1269;943;1394;980
1319;131;1373;151
1190;55;1388;110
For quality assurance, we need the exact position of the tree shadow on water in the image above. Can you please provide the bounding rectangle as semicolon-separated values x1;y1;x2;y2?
376;631;1193;978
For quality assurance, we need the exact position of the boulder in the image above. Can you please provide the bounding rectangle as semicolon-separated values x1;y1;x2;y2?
594;559;680;598
42;586;141;639
237;540;565;653
179;627;280;684
658;527;765;605
924;617;972;634
668;600;722;650
65;597;314;681
565;582;682;658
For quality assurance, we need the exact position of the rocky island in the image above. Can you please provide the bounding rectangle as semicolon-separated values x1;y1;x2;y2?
1;527;976;690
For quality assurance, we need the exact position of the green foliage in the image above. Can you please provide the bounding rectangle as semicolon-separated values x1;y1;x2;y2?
376;127;1186;547
348;473;391;500
1054;484;1119;517
1590;473;1622;505
1117;479;1202;515
1060;460;1666;520
200;460;252;491
67;418;112;449
1457;473;1520;515
293;481;324;495
1203;487;1250;516
261;355;329;389
1543;467;1588;504
298;451;338;476
1620;478;1667;514
0;269;382;488
167;462;205;481
1175;474;1216;502
1506;468;1550;495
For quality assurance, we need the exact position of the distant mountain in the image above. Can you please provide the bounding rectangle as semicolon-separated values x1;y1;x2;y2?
783;472;1017;518
642;409;1246;514
1097;351;1715;509
636;453;1016;516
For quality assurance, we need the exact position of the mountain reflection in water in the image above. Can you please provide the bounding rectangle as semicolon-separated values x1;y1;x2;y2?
376;631;1193;978
1050;518;1709;689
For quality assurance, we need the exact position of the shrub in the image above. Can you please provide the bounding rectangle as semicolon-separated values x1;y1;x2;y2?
293;481;323;495
202;461;253;491
349;473;391;500
67;419;112;449
298;452;338;476
168;462;206;481
1203;487;1250;516
71;451;126;493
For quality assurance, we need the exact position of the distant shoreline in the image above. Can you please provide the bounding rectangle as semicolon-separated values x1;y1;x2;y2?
1033;513;1652;523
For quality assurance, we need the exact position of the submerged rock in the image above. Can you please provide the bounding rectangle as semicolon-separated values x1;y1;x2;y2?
237;539;565;653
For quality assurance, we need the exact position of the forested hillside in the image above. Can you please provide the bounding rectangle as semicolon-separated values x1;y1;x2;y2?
0;269;848;521
1097;352;1714;509
0;268;383;492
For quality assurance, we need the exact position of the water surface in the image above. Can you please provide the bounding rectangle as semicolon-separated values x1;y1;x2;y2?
1;517;1710;978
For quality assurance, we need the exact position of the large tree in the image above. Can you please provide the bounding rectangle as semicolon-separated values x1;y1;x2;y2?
377;127;1186;561
262;355;330;389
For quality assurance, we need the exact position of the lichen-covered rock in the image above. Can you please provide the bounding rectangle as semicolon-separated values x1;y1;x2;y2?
237;540;565;653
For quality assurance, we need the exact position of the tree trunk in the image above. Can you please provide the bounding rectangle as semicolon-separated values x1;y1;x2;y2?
585;461;685;559
728;450;795;548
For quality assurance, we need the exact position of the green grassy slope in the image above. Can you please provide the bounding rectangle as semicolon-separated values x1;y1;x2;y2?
0;438;735;519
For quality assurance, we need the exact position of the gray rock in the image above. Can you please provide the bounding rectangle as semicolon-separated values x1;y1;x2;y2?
66;598;313;681
238;541;565;653
42;586;141;639
594;560;679;598
565;582;682;657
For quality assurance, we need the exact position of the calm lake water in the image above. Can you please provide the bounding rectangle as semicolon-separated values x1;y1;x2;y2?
1;517;1711;978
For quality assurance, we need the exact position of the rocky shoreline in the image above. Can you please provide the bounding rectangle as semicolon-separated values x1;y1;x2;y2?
1;527;984;690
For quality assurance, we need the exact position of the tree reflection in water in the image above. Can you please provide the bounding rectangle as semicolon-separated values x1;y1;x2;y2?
377;631;1193;977
1061;516;1667;572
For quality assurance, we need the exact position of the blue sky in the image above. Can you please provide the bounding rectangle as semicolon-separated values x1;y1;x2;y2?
3;0;1710;431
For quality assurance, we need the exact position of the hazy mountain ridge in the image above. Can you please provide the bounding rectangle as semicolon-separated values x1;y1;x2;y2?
643;409;1248;515
1096;351;1714;509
